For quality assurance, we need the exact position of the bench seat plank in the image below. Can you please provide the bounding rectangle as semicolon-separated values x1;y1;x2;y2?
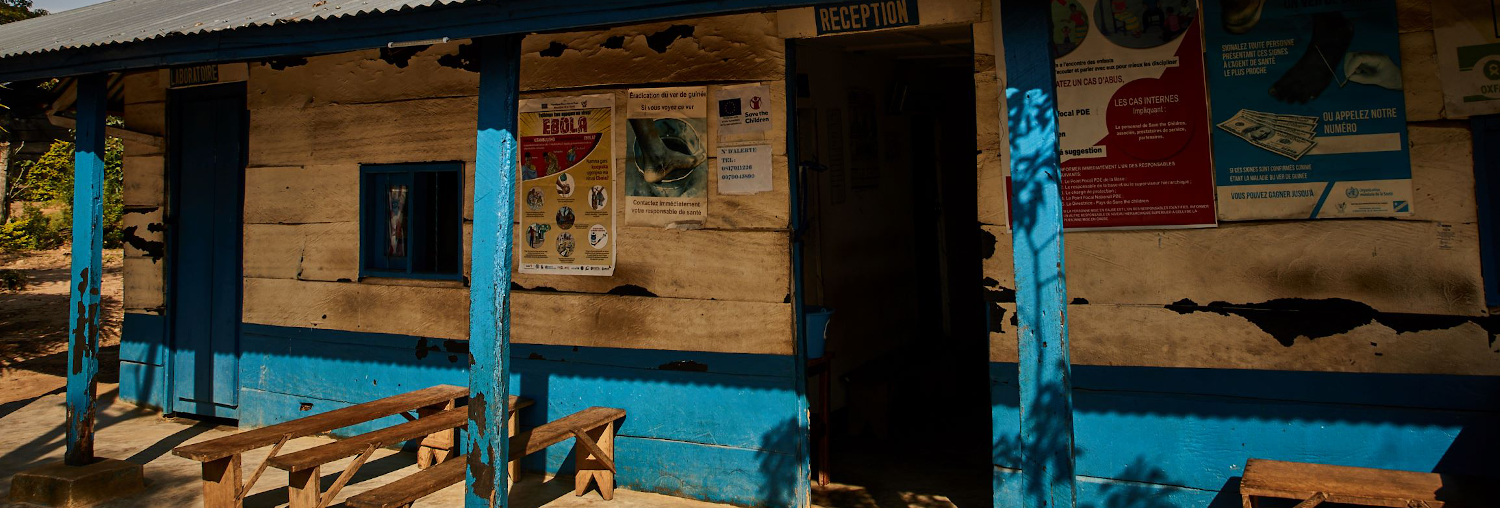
1241;459;1493;508
173;385;468;462
509;407;626;462
346;407;626;508
346;455;464;508
268;396;532;472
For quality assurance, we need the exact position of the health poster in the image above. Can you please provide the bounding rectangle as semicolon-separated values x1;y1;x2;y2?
1204;0;1413;220
626;87;710;227
1433;0;1500;117
518;94;616;276
1050;0;1218;230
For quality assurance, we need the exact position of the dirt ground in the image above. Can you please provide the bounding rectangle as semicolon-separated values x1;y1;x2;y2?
0;246;124;408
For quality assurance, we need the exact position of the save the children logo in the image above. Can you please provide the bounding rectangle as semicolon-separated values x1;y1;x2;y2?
750;96;762;110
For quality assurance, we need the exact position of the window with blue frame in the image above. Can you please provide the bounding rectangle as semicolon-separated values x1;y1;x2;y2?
361;162;463;280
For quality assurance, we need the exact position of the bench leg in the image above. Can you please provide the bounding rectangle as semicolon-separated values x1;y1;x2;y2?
287;466;320;508
574;421;616;501
417;400;458;470
508;408;520;488
202;455;242;508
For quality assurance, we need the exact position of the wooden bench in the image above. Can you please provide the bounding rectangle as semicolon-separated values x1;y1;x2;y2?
346;406;627;508
1241;458;1495;508
170;385;477;508
262;397;532;508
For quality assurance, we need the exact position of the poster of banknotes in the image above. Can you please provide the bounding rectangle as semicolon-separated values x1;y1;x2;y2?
1050;0;1217;230
1204;0;1412;220
517;94;616;276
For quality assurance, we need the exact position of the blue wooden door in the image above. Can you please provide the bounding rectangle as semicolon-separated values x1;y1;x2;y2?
168;83;246;419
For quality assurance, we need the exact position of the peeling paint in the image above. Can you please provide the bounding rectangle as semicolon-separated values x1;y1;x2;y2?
378;45;431;67
658;360;708;372
982;277;1017;303
438;43;480;73
602;35;626;49
262;57;308;70
538;41;568;57
980;228;998;259
607;284;658;297
121;225;165;261
644;25;696;53
467;393;496;500
1071;298;1089;305
1166;297;1500;347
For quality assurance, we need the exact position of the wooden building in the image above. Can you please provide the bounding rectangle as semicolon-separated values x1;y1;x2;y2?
0;0;1495;506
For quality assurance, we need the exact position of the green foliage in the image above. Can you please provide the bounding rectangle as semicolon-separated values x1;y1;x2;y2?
0;0;46;25
0;204;67;251
5;136;126;250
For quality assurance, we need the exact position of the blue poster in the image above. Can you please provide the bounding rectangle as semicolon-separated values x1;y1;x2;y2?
1205;0;1412;220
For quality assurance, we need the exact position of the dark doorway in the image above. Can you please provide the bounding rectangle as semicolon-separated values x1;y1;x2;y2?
793;26;990;506
167;82;247;419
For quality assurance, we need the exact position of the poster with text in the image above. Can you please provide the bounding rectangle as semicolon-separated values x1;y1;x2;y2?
518;94;616;276
626;87;710;227
1433;0;1500;117
1205;0;1412;220
1051;0;1218;230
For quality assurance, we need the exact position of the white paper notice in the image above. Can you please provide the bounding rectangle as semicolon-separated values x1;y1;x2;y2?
717;144;773;195
716;83;773;141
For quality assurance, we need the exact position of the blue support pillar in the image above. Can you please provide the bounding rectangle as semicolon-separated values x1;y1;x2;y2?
466;34;522;508
994;1;1076;507
66;74;108;467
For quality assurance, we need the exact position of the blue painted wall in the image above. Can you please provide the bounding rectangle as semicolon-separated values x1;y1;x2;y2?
990;362;1500;507
121;322;803;507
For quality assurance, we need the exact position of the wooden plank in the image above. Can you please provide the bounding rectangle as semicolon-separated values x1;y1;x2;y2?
512;292;793;355
990;303;1500;376
1401;31;1445;122
1240;459;1493;508
121;70;165;105
1409;123;1476;223
242;222;359;282
243;165;358;224
247;44;478;110
243;278;470;340
346;454;465;508
521;13;783;90
512;227;790;303
123;256;164;312
172;385;468;462
248;96;477;167
122;155;164;207
1396;0;1433;33
981;220;1485;316
122;100;166;137
268;397;530;472
242;279;795;354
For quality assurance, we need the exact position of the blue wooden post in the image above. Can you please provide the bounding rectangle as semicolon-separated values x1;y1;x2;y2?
995;1;1076;507
467;34;521;508
66;74;108;467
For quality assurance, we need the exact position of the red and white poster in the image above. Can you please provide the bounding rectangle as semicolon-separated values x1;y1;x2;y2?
1047;0;1217;230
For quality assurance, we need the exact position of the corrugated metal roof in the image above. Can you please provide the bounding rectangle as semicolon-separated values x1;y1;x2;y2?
0;0;471;59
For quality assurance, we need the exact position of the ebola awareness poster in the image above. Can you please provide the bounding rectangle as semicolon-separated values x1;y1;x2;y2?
518;94;616;276
1050;0;1218;230
1205;0;1413;220
1433;0;1500;117
626;87;710;227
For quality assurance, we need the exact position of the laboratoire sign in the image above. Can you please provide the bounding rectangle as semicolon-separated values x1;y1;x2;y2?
814;0;920;35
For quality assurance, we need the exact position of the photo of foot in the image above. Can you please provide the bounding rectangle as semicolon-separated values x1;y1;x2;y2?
626;117;709;198
1094;0;1197;49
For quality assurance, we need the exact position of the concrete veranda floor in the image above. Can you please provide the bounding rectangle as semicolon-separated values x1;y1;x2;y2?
0;385;735;508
